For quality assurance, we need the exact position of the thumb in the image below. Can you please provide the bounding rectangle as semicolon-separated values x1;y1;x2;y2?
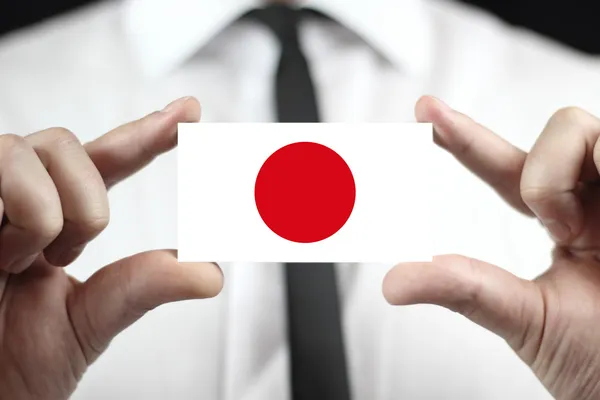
66;250;223;364
383;255;545;364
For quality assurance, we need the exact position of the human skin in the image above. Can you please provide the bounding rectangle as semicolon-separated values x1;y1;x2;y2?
0;96;223;400
2;93;600;400
385;96;600;400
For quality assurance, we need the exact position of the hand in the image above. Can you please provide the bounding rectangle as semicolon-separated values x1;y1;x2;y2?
384;96;600;400
0;97;223;400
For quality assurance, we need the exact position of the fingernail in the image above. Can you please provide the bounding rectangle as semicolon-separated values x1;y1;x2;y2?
60;245;86;266
430;97;452;147
545;220;571;242
213;262;224;278
161;96;192;114
50;244;86;267
431;96;451;111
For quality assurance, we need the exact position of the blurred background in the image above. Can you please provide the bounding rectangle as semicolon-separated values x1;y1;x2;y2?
1;0;599;54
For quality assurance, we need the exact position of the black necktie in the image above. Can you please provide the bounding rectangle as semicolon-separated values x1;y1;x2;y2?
245;5;352;400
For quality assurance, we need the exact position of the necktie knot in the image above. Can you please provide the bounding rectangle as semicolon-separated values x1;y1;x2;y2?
245;5;302;45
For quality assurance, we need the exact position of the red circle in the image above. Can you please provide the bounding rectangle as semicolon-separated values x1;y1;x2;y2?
254;142;356;244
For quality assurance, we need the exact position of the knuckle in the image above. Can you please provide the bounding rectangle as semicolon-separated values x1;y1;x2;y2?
66;291;106;364
45;127;81;148
0;133;28;153
455;258;484;318
551;106;591;126
119;262;154;314
32;212;64;242
454;130;476;157
520;186;552;206
80;212;110;237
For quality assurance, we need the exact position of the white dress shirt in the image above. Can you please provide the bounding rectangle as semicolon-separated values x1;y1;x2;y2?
1;0;599;399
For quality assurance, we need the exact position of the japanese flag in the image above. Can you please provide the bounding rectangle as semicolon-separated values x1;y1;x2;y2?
177;123;433;263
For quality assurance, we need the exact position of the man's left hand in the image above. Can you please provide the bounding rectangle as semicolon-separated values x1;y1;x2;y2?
384;96;600;400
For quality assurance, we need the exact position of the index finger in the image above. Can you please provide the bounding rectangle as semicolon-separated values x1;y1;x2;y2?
84;96;201;189
415;95;532;216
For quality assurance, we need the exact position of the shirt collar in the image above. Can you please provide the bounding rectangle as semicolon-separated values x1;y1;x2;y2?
122;0;432;78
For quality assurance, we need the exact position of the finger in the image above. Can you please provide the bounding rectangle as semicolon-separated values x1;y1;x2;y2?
84;96;201;189
66;250;223;364
520;107;600;243
383;255;545;364
415;95;532;216
0;135;63;273
25;128;109;267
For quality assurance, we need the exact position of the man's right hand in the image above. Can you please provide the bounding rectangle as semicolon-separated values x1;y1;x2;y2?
0;97;223;400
